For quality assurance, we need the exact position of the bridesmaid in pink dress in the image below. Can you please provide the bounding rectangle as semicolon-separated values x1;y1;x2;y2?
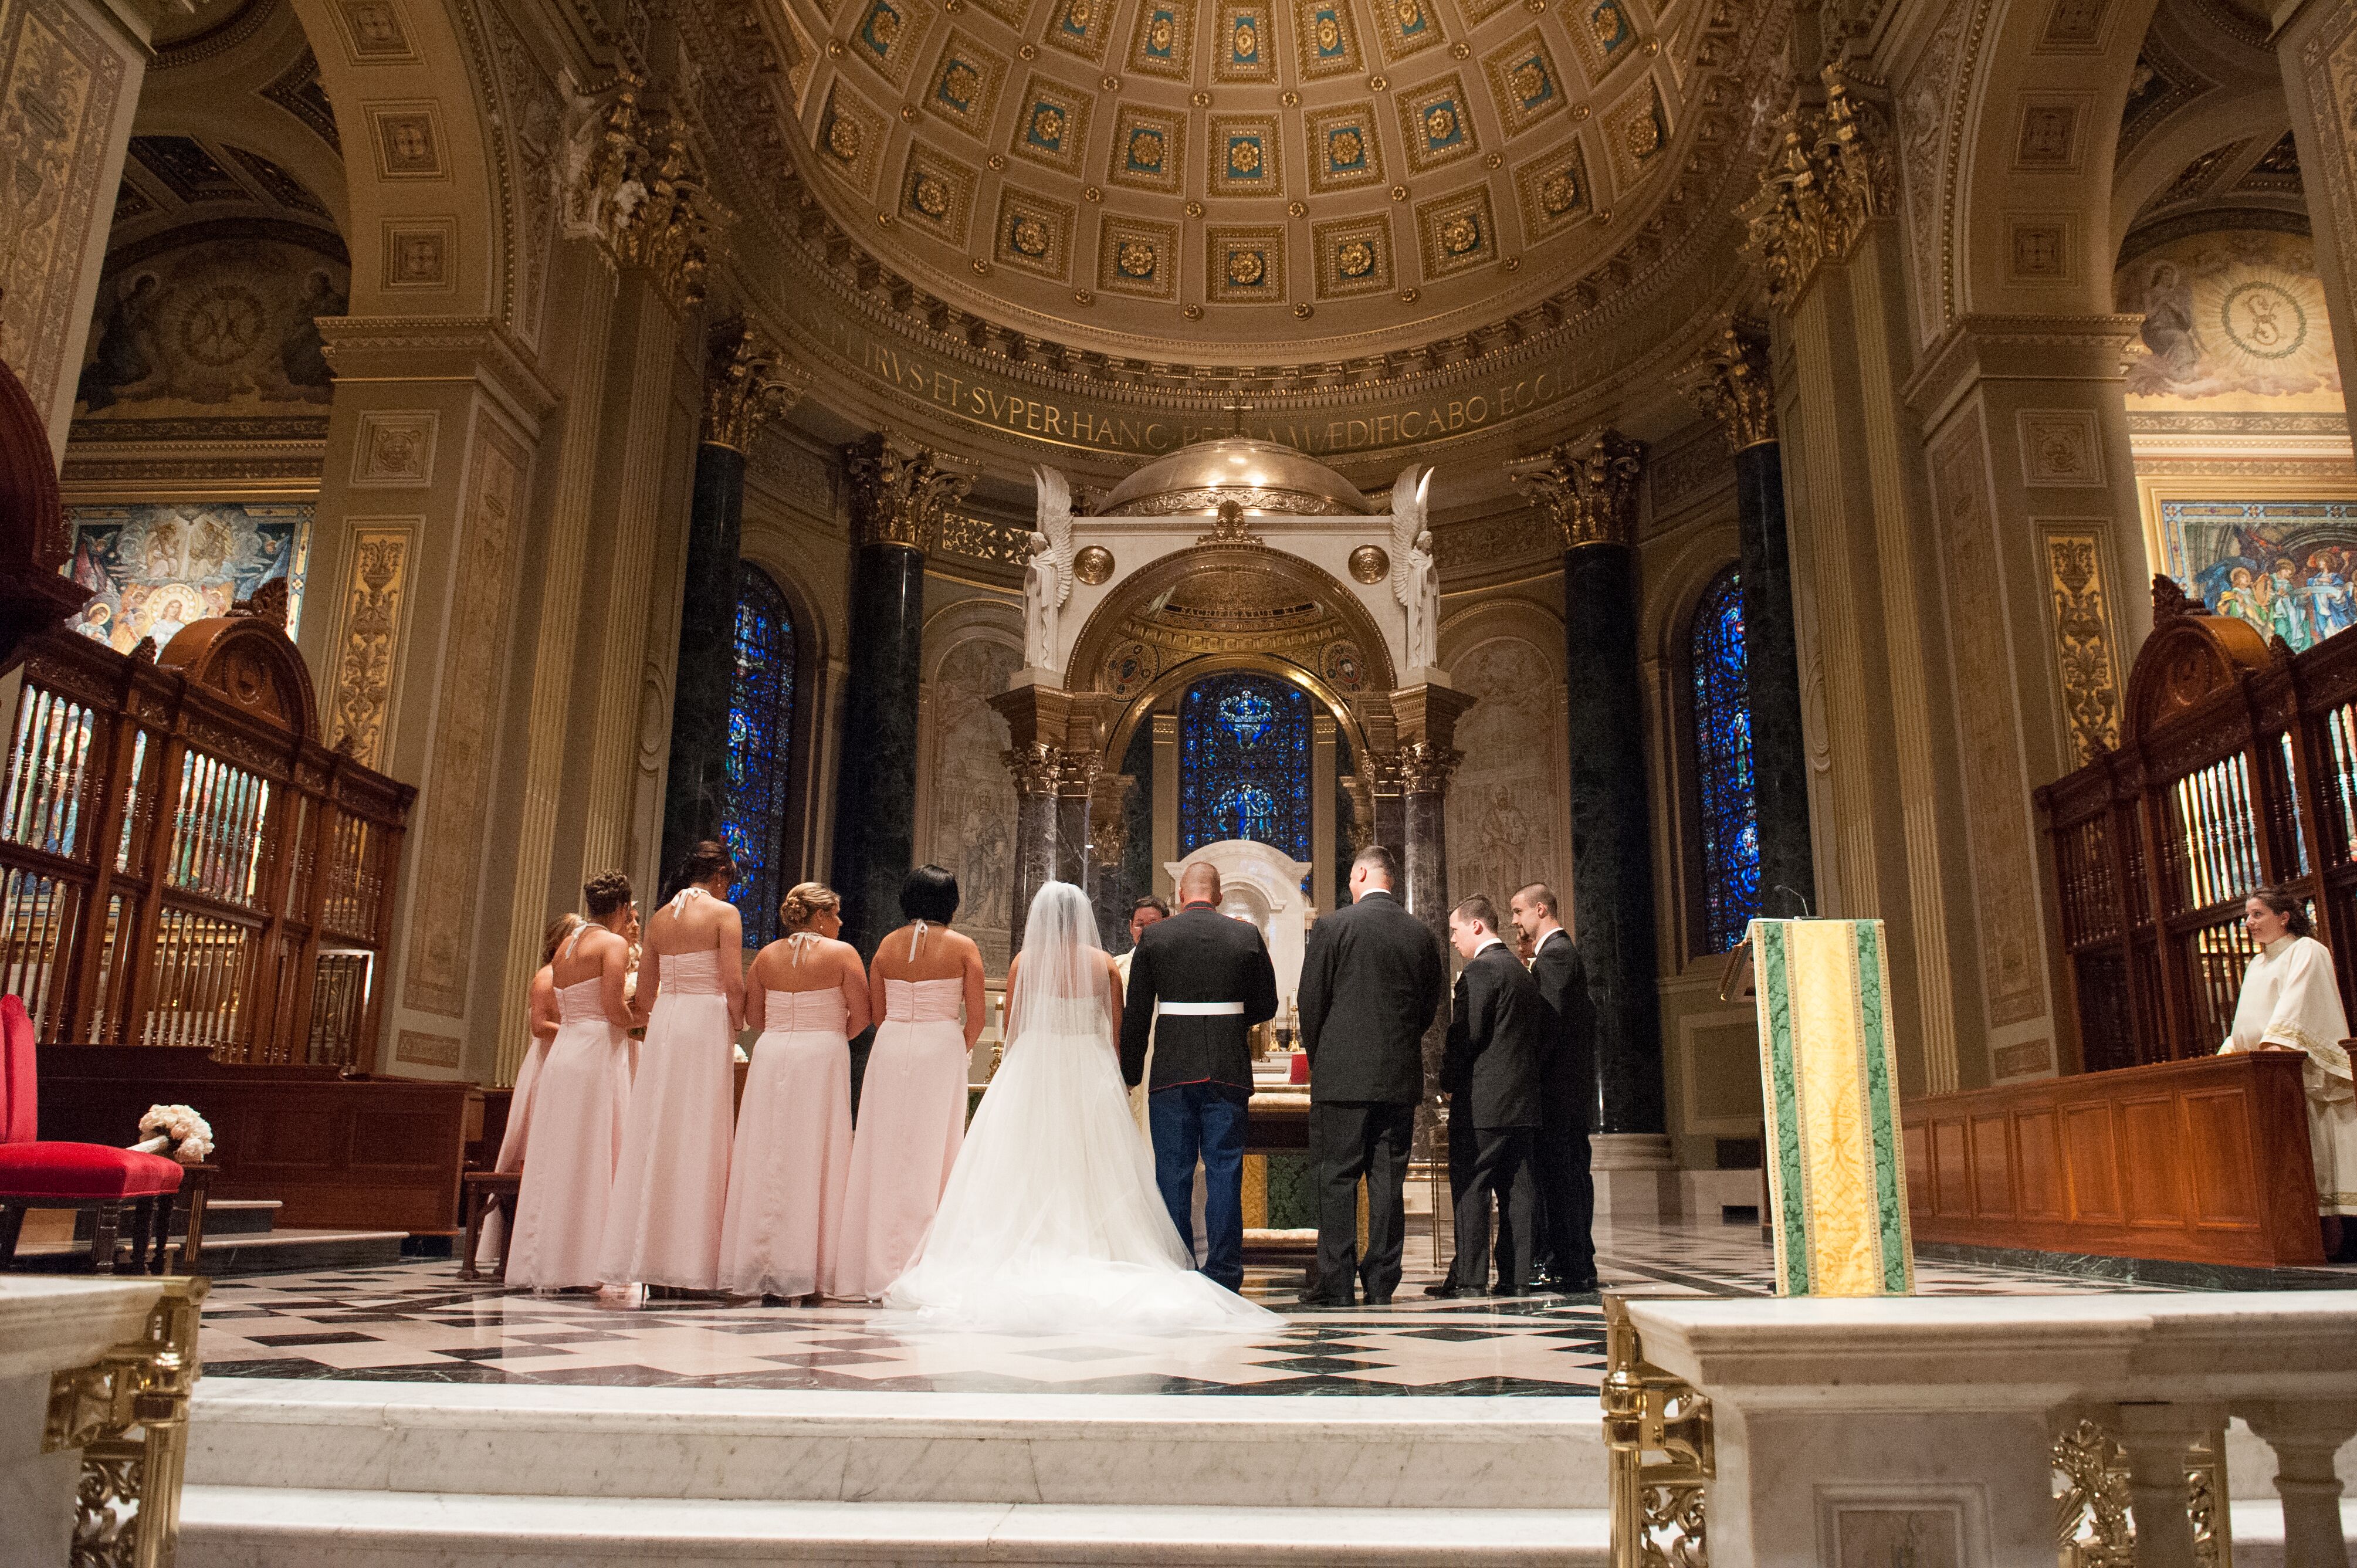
599;842;745;1293
835;865;987;1301
719;882;871;1301
508;875;638;1291
479;914;579;1260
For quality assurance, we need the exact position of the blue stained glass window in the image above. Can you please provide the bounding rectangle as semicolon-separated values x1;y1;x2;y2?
1178;672;1312;866
725;563;796;947
1691;566;1759;953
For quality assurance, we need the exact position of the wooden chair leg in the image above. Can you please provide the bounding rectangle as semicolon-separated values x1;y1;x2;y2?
494;1193;516;1281
459;1188;485;1282
128;1198;155;1276
0;1203;23;1267
90;1200;121;1275
151;1190;178;1274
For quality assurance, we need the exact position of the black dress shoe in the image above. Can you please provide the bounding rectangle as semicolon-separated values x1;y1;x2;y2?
1422;1282;1476;1299
1299;1293;1356;1309
1363;1294;1393;1307
1556;1272;1601;1293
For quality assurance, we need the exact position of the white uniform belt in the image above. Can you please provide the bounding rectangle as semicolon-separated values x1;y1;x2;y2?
1157;1001;1246;1016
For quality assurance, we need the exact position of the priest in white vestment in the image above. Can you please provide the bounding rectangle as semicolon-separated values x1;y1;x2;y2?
1114;895;1170;1139
2219;890;2357;1256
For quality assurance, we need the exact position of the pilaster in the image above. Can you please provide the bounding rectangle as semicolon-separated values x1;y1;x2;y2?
2275;0;2357;415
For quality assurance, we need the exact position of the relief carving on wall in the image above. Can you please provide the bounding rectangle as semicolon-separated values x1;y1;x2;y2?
2041;529;2122;765
929;638;1023;971
1445;637;1564;909
331;525;414;768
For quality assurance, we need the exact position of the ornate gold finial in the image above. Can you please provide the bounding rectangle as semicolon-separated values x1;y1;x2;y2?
1509;429;1645;550
1676;318;1776;452
844;432;974;551
702;320;812;451
572;71;729;311
1736;62;1895;308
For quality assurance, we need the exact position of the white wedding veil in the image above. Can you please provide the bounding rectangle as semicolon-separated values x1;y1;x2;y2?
1004;880;1105;1045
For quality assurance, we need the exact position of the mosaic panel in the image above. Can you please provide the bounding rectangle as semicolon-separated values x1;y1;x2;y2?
1512;140;1591;238
1603;78;1666;188
1010;73;1095;174
923;31;1010;137
1044;0;1117;64
63;503;311;650
1396;73;1478;172
1208;112;1283;197
2159;499;2357;652
1568;0;1638;81
1206;223;1287;302
1310;213;1394;297
1371;0;1444;63
1097;215;1181;299
1305;102;1385;192
1108;104;1187;192
1127;0;1198;79
819;87;889;194
1414;185;1496;278
1291;0;1363;76
994;185;1078;279
851;0;931;86
1215;1;1276;79
900;143;978;244
1482;28;1566;134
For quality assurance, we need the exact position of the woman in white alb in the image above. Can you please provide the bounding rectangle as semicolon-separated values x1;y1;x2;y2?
885;880;1276;1331
2219;886;2357;1259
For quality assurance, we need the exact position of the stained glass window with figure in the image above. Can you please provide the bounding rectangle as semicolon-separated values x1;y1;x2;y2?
1178;672;1312;868
725;563;796;947
1691;565;1759;953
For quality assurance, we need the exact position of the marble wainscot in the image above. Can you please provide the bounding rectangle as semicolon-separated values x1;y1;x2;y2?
1622;1292;2357;1568
1;1276;175;1567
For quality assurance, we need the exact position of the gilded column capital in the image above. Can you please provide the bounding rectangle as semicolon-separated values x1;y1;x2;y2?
844;432;976;551
571;72;727;311
702;319;812;451
1508;429;1645;551
1396;740;1464;795
1004;741;1072;798
1676;319;1777;452
1737;62;1897;307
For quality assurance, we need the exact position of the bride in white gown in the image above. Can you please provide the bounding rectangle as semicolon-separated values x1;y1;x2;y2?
885;881;1277;1332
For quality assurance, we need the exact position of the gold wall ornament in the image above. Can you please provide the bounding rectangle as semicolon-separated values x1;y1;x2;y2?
1508;428;1645;550
1396;739;1462;792
43;1277;211;1568
1075;544;1116;583
1349;543;1390;583
331;526;414;768
1198;497;1265;543
1675;317;1776;452
571;72;727;310
1004;739;1074;795
1736;62;1897;307
702;319;814;451
1601;1296;1713;1568
845;432;976;550
2043;531;2124;764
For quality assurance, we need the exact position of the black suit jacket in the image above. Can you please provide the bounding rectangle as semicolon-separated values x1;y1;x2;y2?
1298;890;1447;1105
1445;943;1545;1130
1119;903;1279;1092
1528;928;1598;1129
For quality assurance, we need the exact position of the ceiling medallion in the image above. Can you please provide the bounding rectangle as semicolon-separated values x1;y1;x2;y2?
1228;250;1266;285
1292;302;1313;317
1389;184;1407;201
1083;185;1103;201
914;173;951;216
1642;36;1658;52
1287;199;1306;216
1183;304;1204;319
1075;545;1116;584
1503;255;1520;271
1012;216;1052;256
1397;286;1418;302
828;116;862;160
1337;239;1374;276
987;153;1008;169
1020;42;1038;57
973;257;993;272
1484;151;1503;168
1075;289;1095;303
1541;170;1578;213
1281;89;1301;106
1572;103;1590;120
1367;74;1388;90
1185;199;1205;216
1348;543;1390;584
900;104;918;121
1103;74;1121;89
827;38;845;55
1192;89;1213;106
1117;238;1156;275
878;210;896;225
1450;39;1469;56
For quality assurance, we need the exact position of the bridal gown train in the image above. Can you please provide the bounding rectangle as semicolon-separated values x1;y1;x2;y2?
885;994;1276;1332
506;978;629;1289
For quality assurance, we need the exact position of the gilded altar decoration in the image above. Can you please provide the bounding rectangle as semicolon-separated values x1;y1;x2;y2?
2052;1418;2231;1568
1676;317;1777;452
44;1278;209;1568
571;72;724;310
1601;1297;1713;1568
1074;544;1116;583
1738;63;1898;306
1349;543;1390;583
2044;531;2124;763
1509;428;1644;550
702;319;814;451
845;432;976;550
330;526;412;768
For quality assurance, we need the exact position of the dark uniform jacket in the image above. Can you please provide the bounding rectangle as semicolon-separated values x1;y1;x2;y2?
1444;941;1545;1130
1528;928;1598;1129
1297;890;1447;1105
1119;903;1279;1092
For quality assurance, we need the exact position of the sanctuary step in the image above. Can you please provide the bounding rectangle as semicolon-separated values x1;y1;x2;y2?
12;1224;407;1276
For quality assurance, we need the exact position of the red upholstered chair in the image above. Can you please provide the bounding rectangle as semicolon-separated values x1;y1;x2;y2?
0;995;185;1274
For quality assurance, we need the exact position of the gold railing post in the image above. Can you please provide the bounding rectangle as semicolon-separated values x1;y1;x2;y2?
2052;1413;2233;1568
1603;1295;1715;1567
42;1277;208;1568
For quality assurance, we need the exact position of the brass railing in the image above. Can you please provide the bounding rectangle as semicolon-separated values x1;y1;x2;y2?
42;1276;208;1568
2053;1417;2233;1568
1603;1295;1715;1568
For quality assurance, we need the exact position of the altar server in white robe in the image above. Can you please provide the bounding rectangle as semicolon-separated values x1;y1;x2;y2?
1113;895;1169;1138
2219;886;2357;1259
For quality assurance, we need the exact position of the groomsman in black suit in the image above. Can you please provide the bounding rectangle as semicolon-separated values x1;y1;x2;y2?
1511;882;1599;1293
1119;862;1279;1291
1427;893;1544;1298
1296;845;1447;1307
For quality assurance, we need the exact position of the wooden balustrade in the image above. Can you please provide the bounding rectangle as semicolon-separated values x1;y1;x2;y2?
0;618;412;1070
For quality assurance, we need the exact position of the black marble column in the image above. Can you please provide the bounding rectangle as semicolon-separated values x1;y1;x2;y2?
658;440;744;893
1005;747;1062;957
1734;439;1815;918
830;539;927;957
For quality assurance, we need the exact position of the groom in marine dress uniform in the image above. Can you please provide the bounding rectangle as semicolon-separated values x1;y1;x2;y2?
1119;862;1279;1291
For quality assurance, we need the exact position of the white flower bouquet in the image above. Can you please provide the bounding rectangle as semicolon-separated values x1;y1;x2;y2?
131;1103;215;1163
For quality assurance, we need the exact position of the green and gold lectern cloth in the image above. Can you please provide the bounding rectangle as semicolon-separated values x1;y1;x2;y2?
1749;917;1915;1296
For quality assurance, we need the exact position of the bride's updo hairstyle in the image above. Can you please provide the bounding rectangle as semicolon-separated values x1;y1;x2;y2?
680;840;737;890
780;882;840;933
901;864;960;924
584;870;634;919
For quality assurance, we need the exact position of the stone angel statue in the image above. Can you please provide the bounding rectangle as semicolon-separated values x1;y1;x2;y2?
1390;464;1438;671
1025;465;1076;671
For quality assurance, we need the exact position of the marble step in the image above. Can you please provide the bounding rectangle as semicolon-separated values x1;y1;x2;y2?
177;1486;1613;1566
73;1197;282;1239
185;1384;1609;1511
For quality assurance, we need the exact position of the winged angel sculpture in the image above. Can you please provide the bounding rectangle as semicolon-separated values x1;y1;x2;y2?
1390;465;1438;672
1025;465;1076;672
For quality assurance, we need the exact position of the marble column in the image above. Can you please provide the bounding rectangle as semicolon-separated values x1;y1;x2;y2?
988;682;1106;953
659;323;810;885
1512;432;1665;1140
1679;321;1816;918
1391;683;1475;933
830;435;971;958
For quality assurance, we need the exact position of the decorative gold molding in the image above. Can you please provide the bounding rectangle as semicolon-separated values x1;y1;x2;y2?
1601;1295;1714;1568
703;319;814;451
1508;428;1644;550
1676;318;1776;452
1738;63;1898;307
44;1278;209;1568
2043;529;2123;764
330;526;414;768
573;72;726;311
844;432;977;550
1396;738;1462;792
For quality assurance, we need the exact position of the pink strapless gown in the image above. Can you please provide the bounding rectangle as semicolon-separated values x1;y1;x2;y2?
507;981;629;1289
598;949;736;1289
719;987;853;1298
835;977;968;1300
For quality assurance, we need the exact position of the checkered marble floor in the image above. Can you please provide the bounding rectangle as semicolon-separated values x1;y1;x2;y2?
192;1220;2232;1396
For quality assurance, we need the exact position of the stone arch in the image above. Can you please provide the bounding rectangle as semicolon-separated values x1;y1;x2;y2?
1643;522;1744;669
1100;649;1374;778
2110;96;2292;243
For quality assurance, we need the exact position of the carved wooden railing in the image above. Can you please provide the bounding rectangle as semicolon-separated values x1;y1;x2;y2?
0;617;412;1068
2037;577;2357;1073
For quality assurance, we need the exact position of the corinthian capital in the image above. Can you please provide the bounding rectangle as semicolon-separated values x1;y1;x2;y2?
1508;429;1646;551
1737;62;1896;307
1676;319;1777;452
572;72;727;311
844;432;976;551
703;320;812;451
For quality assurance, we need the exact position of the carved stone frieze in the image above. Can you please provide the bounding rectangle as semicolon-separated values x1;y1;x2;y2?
1676;318;1777;452
1508;429;1645;551
1739;63;1898;307
2044;531;2122;763
572;72;727;311
844;433;976;550
703;319;814;451
330;527;413;769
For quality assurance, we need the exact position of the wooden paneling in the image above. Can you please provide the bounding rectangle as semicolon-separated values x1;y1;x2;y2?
1903;1052;2324;1267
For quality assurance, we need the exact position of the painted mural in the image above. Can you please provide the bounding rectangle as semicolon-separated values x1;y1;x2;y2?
63;502;310;650
2116;230;2342;409
927;638;1021;974
2163;499;2357;652
72;233;347;417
